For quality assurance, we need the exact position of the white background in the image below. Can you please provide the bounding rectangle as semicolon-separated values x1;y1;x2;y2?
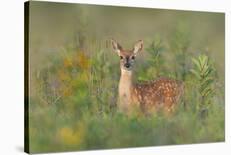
0;0;230;154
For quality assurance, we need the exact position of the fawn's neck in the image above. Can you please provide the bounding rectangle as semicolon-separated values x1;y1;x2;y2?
118;68;133;110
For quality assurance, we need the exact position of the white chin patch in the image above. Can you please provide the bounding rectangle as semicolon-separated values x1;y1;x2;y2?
121;68;132;74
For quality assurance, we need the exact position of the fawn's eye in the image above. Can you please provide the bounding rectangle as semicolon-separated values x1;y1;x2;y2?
120;56;123;59
131;56;135;60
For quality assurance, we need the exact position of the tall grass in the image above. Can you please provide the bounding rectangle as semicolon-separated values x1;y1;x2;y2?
29;35;224;153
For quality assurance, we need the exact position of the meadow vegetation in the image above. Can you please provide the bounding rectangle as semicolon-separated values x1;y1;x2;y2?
28;2;225;153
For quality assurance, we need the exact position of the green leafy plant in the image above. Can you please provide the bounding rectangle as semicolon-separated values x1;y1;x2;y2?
146;36;165;73
137;36;165;82
170;21;191;81
191;54;215;112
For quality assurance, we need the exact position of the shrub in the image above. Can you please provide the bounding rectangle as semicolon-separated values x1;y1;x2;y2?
191;54;215;115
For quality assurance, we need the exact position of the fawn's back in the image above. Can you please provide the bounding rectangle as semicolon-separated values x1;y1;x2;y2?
132;77;184;112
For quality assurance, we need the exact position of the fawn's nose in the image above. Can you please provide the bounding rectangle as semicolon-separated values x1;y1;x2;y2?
124;63;130;68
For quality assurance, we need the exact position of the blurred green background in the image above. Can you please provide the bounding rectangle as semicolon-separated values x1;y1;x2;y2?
27;1;225;153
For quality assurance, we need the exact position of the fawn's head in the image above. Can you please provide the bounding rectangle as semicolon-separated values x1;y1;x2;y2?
111;39;143;71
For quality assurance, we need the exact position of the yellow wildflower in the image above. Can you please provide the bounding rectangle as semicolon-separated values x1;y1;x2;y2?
57;123;85;146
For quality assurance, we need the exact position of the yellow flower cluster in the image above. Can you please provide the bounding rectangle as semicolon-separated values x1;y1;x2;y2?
57;123;85;146
75;51;90;70
55;51;91;97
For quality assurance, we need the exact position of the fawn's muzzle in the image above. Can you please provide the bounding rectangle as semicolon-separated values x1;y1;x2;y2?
124;63;130;68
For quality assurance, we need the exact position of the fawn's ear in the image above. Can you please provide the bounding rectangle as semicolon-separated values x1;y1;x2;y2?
133;40;143;54
111;39;122;55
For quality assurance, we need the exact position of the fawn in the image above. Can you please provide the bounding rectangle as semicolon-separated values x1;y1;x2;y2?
111;39;184;114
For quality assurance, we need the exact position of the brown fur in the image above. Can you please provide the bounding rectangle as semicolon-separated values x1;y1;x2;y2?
132;77;184;113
